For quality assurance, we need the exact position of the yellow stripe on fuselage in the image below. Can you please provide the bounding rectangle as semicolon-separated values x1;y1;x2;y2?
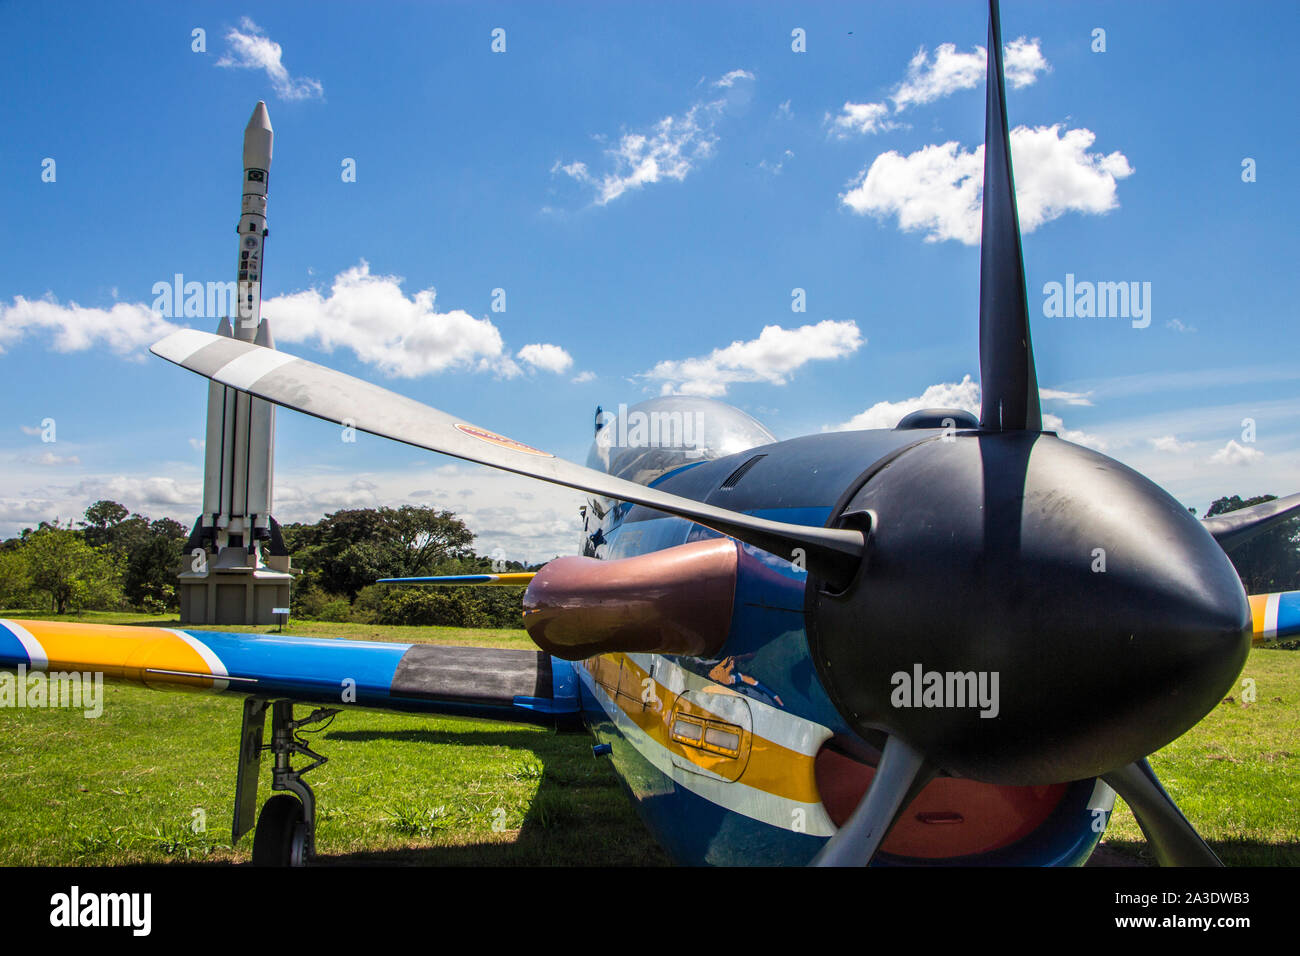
13;620;218;690
591;653;823;805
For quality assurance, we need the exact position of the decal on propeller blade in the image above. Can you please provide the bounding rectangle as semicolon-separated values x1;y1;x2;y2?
453;423;554;457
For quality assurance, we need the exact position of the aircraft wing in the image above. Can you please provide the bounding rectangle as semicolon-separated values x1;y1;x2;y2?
378;573;536;586
0;618;577;724
1249;590;1300;645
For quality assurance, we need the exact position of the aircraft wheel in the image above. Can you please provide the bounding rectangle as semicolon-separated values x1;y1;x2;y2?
252;794;309;866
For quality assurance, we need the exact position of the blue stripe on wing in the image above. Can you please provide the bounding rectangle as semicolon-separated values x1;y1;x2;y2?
378;575;496;584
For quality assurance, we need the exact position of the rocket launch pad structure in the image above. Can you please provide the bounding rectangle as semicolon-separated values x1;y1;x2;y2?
178;102;294;625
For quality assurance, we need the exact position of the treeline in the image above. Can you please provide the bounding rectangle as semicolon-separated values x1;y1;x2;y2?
1;495;1295;628
0;500;188;613
281;506;539;629
0;500;540;629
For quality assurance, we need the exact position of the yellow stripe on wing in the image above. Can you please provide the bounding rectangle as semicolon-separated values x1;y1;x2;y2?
485;573;536;586
13;620;220;690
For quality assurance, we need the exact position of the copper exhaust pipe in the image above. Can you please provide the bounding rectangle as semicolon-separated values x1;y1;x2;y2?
523;538;739;660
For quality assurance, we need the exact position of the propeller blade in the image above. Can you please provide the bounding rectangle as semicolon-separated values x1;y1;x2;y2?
150;329;864;585
1202;492;1300;552
977;0;1041;432
811;735;934;867
1102;758;1223;866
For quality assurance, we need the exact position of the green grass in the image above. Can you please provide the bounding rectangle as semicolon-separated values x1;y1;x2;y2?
1101;649;1300;866
0;609;666;866
2;610;1297;865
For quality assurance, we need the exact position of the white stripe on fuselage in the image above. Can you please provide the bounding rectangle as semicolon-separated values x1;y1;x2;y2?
626;653;832;757
579;660;837;838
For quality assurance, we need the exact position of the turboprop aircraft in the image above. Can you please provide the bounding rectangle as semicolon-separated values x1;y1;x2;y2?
3;0;1299;867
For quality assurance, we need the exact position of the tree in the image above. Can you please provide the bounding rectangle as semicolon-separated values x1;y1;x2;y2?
291;506;475;599
21;525;121;614
1206;494;1300;594
79;500;129;549
0;549;31;609
124;529;184;611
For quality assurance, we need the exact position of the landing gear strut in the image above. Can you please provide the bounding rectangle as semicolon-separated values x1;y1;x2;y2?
233;698;339;866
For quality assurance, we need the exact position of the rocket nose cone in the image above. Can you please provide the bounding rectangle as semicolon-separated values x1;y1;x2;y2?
247;101;272;132
243;101;273;169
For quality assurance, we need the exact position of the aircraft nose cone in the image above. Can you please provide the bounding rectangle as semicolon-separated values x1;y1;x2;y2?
806;431;1251;785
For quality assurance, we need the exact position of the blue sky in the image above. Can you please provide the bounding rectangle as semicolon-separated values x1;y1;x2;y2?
1;1;1296;562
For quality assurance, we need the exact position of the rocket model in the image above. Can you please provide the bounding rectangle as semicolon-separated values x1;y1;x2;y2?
191;102;284;568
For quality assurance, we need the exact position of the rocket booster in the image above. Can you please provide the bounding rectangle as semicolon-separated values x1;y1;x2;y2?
197;102;278;555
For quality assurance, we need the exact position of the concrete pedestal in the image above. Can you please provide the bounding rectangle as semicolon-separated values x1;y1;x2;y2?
178;550;295;626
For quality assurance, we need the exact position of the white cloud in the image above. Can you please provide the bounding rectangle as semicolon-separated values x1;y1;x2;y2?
1166;318;1197;333
841;125;1134;244
832;376;1105;449
19;425;43;436
216;17;323;101
833;375;981;430
1042;413;1106;451
713;69;755;88
1150;435;1194;453
189;438;205;452
0;463;583;565
776;99;794;120
828;101;895;138
553;69;754;205
893;38;1048;111
28;452;80;467
570;370;597;384
553;160;588;181
647;320;863;397
274;464;584;563
516;343;574;375
830;38;1050;138
0;263;571;384
1040;387;1093;406
98;476;196;506
759;149;794;175
0;295;178;358
1002;38;1051;88
1209;439;1263;466
264;260;522;379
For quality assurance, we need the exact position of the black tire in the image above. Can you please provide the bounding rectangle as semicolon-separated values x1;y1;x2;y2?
252;794;307;866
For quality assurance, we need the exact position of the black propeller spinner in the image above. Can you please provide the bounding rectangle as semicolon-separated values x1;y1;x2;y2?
807;0;1251;866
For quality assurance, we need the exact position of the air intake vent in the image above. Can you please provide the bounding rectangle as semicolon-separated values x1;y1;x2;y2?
720;454;766;491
